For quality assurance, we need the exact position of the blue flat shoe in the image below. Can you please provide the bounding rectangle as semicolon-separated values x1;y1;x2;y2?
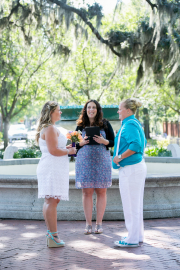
121;237;143;243
114;240;139;248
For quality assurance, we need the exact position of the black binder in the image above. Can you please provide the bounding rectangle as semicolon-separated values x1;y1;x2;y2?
85;126;100;145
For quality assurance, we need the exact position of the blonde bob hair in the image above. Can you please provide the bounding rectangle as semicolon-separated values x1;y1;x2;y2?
35;101;59;144
122;98;142;114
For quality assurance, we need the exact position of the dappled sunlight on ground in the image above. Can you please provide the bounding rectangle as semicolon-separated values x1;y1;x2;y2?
0;243;5;249
24;225;38;230
16;253;38;261
1;219;180;269
69;239;151;260
0;223;17;231
21;232;43;238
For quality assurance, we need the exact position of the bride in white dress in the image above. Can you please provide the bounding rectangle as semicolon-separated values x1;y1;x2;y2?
36;101;76;248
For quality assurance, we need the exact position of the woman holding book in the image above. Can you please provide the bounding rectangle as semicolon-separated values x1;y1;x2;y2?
75;100;114;234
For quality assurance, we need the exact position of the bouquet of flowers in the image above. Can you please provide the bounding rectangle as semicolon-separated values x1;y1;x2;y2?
66;131;83;143
66;131;83;157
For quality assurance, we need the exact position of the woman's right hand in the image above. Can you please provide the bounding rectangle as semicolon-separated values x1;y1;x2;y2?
79;135;89;147
68;147;77;155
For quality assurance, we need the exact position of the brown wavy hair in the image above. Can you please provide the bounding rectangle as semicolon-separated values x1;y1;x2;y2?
35;101;59;145
77;100;107;129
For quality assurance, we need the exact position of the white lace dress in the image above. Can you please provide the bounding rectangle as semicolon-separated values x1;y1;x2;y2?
37;129;69;201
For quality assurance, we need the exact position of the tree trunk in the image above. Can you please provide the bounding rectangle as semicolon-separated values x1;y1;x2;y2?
143;108;151;139
0;114;2;132
135;108;139;120
3;118;9;150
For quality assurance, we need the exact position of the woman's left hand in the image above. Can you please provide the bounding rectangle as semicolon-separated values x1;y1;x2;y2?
93;134;108;145
113;156;120;165
66;144;72;149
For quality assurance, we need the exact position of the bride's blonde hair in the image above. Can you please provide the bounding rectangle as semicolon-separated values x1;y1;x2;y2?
35;101;59;144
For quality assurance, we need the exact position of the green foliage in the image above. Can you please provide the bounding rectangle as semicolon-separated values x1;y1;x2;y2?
13;139;41;158
0;0;74;147
58;37;119;104
157;139;170;148
147;139;158;147
0;132;3;144
13;148;42;159
146;138;171;157
87;3;103;20
0;150;4;159
1;0;180;139
147;138;170;148
145;147;172;157
26;139;40;150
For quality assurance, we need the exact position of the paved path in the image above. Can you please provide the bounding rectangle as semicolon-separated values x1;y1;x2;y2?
0;218;180;270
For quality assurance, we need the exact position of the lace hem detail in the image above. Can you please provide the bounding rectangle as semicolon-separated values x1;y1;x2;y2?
39;195;69;201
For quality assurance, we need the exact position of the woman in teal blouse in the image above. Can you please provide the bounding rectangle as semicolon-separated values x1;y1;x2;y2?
113;98;147;248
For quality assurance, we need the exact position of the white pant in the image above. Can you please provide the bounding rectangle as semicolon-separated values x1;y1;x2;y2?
119;160;147;244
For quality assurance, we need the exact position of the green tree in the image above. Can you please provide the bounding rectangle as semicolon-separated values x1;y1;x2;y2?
1;0;180;89
0;23;69;148
58;38;120;103
2;0;180;141
0;0;72;148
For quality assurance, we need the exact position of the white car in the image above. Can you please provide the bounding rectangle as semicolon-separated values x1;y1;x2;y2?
8;124;28;142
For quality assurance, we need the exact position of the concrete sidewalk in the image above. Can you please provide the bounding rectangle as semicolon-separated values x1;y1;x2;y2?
0;218;180;270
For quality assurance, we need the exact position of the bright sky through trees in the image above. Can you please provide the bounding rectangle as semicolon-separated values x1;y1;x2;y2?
86;0;130;14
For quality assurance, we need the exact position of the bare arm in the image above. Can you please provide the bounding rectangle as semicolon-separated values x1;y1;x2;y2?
113;149;135;165
45;126;76;156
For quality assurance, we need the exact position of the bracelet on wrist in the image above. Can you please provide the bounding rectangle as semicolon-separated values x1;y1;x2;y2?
67;149;69;155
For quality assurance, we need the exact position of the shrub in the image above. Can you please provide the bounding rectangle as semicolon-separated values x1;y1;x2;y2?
13;139;41;159
0;150;4;159
13;148;42;159
157;139;170;148
146;138;171;157
147;139;157;147
145;147;172;157
26;139;40;150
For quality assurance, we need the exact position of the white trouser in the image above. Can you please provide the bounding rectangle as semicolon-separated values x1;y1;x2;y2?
119;160;147;244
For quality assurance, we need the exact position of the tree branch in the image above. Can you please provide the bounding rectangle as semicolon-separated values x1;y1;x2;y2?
11;100;30;118
9;49;52;118
145;0;158;10
97;61;120;102
48;0;122;57
60;81;81;104
82;48;88;76
8;0;21;20
165;102;180;115
162;88;180;113
22;51;53;95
